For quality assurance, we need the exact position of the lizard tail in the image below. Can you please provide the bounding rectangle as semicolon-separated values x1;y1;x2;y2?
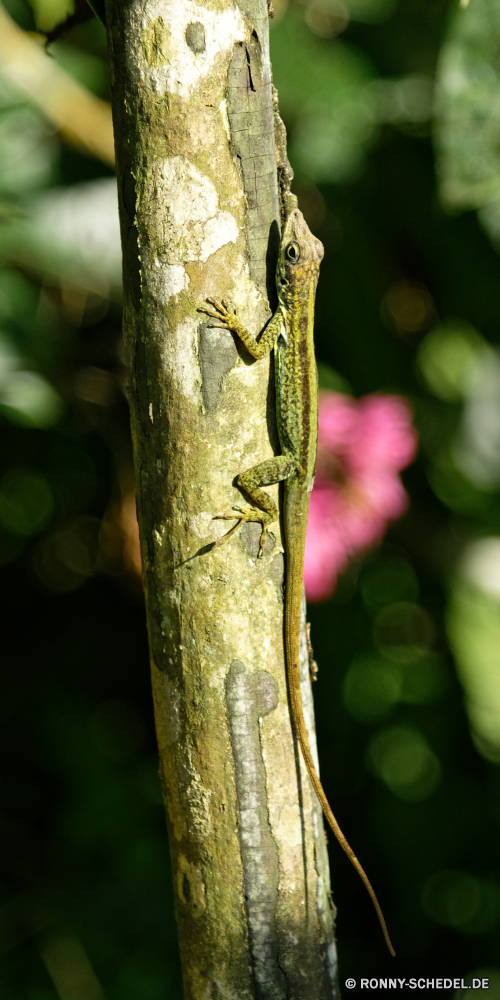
284;509;396;958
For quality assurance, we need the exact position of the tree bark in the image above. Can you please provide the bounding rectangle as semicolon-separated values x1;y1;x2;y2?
104;1;339;996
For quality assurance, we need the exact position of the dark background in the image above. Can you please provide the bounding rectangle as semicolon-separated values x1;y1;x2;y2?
1;0;500;996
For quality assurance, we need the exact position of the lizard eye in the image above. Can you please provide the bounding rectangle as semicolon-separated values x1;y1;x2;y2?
286;241;300;263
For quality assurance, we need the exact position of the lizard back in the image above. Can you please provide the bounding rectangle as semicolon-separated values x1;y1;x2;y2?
274;209;323;484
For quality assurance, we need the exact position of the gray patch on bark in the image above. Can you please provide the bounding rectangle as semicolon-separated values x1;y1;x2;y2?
226;29;280;293
199;320;238;411
269;550;284;593
299;594;340;998
298;593;320;776
226;659;286;1000
185;21;206;53
239;521;275;559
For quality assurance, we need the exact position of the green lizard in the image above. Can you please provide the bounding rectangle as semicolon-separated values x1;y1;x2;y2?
201;208;395;957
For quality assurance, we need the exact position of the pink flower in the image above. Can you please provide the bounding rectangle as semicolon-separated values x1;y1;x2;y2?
304;391;417;602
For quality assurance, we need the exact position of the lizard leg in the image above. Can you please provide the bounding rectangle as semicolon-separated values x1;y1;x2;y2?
214;455;296;556
199;298;284;360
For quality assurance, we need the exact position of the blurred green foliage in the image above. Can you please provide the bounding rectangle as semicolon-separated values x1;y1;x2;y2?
434;0;500;209
2;0;500;995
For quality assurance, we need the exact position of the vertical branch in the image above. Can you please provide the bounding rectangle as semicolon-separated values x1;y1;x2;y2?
104;0;338;995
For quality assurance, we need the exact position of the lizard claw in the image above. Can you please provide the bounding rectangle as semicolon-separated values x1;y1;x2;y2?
212;509;244;548
198;301;224;322
212;506;268;555
213;506;245;522
206;297;223;312
199;298;237;326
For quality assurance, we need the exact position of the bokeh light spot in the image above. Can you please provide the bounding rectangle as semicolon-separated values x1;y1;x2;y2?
399;654;447;705
382;280;436;339
304;0;350;37
0;370;64;427
343;655;402;721
373;601;435;663
34;516;101;591
343;651;446;721
422;871;500;934
360;555;419;613
0;467;53;536
367;725;441;799
422;869;481;927
460;970;500;998
427;462;488;514
417;321;485;402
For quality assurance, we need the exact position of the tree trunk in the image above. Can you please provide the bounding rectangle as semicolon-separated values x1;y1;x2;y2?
104;0;339;996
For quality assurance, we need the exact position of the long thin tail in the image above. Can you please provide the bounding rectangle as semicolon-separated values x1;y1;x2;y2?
284;505;395;957
288;666;396;956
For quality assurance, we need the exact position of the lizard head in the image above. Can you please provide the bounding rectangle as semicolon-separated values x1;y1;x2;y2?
276;208;324;296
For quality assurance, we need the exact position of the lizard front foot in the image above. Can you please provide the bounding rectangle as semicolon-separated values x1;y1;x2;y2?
213;506;269;557
199;298;237;329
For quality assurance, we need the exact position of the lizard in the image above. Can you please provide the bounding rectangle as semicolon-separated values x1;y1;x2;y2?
200;207;395;957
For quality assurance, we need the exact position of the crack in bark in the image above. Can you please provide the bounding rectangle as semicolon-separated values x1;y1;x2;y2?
227;37;280;290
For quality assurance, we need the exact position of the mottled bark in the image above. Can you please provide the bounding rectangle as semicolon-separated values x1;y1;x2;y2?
104;1;338;996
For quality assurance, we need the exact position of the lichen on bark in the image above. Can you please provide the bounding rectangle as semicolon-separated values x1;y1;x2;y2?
104;0;338;995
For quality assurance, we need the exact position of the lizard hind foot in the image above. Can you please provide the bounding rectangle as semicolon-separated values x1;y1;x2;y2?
213;506;268;556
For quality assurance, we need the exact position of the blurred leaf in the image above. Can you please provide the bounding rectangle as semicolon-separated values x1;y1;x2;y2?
39;931;106;1000
0;370;63;427
0;179;122;298
317;360;351;392
85;0;105;27
1;0;500;988
27;0;73;33
0;324;64;427
0;6;114;168
426;460;489;514
49;41;110;98
448;545;500;757
272;10;434;183
367;73;434;125
271;11;377;181
0;103;56;198
454;348;500;490
435;0;500;209
347;0;397;22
